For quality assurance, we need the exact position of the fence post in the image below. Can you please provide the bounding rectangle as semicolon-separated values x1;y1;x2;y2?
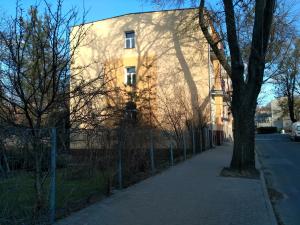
183;132;187;160
192;127;196;155
50;128;57;224
117;129;123;189
149;131;155;175
209;129;214;148
169;142;174;166
206;128;209;149
199;129;203;152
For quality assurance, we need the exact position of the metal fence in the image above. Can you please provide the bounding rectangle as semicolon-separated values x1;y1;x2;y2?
0;125;223;225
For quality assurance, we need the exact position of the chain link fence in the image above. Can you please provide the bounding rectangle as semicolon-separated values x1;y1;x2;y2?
0;125;223;224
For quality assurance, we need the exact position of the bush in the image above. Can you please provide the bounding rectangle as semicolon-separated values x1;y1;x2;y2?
256;126;278;134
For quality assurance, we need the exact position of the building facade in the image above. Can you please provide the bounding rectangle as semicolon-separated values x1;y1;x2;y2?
71;8;232;141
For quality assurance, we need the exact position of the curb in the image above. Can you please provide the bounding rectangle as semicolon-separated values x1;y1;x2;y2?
255;153;278;225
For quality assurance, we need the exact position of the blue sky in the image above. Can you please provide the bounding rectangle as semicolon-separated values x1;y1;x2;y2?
0;0;163;22
0;0;221;22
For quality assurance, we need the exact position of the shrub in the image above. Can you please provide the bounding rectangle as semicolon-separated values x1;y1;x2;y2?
256;126;278;134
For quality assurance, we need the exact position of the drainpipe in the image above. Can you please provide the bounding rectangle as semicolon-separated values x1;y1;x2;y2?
208;44;214;148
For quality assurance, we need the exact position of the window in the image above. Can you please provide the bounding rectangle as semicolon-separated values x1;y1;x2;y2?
125;67;136;86
125;101;137;122
125;31;135;48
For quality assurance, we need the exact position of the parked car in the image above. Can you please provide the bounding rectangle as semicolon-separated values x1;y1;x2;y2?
291;122;300;141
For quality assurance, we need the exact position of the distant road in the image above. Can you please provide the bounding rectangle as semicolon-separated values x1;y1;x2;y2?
256;133;300;225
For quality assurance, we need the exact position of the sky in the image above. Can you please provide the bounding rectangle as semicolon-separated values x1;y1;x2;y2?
0;0;221;22
0;0;163;22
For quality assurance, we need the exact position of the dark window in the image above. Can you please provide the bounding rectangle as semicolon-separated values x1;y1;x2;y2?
125;101;137;122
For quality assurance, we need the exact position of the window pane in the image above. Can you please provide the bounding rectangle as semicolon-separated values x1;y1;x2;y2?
126;39;131;48
127;74;131;85
127;67;136;73
126;31;134;38
132;74;136;85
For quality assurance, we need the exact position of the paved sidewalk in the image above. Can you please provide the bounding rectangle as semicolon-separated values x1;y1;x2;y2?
56;143;276;225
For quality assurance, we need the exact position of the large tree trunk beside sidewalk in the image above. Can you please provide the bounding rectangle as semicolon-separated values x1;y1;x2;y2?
199;0;275;172
229;63;264;171
231;97;257;170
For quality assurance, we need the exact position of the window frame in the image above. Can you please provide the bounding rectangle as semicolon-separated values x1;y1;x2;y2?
124;31;135;49
124;66;137;86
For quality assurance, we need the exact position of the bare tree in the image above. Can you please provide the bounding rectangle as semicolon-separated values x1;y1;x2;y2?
198;0;277;172
157;84;209;151
158;88;189;148
273;37;300;123
0;0;111;214
146;0;279;172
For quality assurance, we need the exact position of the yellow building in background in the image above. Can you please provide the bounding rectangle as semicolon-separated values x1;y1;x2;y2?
71;8;232;143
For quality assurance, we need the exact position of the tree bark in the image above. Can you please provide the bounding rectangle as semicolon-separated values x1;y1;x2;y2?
34;140;45;216
0;140;10;176
230;103;256;170
229;58;263;170
287;95;296;123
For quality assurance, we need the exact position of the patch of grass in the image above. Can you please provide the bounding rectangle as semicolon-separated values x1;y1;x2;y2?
56;169;108;217
0;172;35;225
0;169;108;224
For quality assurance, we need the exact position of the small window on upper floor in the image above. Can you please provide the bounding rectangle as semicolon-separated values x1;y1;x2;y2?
125;66;136;86
125;31;135;49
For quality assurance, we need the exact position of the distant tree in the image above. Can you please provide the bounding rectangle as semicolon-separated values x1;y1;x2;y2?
277;97;300;121
273;38;300;123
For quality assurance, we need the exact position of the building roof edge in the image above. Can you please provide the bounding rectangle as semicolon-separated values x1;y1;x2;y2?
72;7;197;28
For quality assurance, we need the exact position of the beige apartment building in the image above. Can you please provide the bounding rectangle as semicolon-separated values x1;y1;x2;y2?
71;8;232;142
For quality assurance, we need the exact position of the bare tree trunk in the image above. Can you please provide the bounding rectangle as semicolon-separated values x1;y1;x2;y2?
287;94;297;123
35;156;44;205
229;65;261;171
230;106;256;170
0;140;10;177
33;140;46;217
